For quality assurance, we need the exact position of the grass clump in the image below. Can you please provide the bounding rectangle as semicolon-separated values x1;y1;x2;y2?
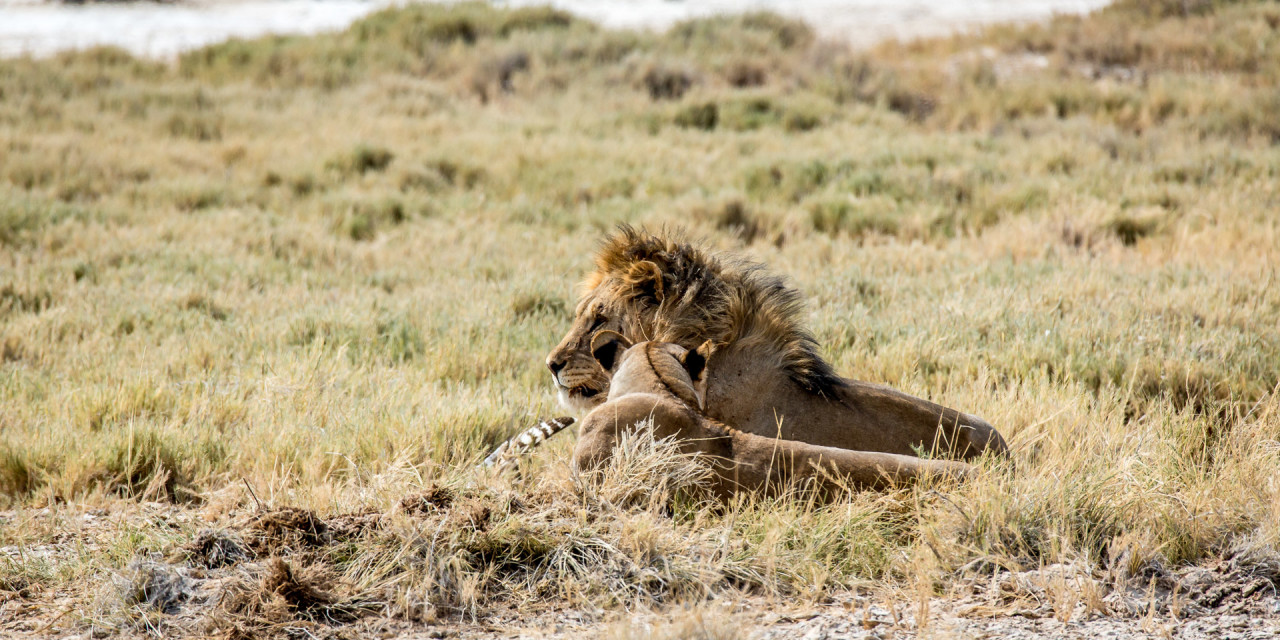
510;292;567;320
808;196;901;239
164;111;222;141
642;63;696;101
168;182;227;212
1105;211;1163;246
1;1;1279;636
667;12;815;54
674;102;718;130
326;144;395;177
287;312;425;364
324;194;419;240
0;196;97;246
0;283;54;318
98;429;193;501
0;445;40;499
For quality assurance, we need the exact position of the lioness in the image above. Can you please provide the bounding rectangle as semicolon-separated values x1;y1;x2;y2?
574;331;973;499
548;226;1007;461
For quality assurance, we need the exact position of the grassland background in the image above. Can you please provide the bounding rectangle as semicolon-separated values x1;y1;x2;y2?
1;0;1278;635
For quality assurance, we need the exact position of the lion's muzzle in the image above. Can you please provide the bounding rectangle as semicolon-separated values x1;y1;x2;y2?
552;367;608;413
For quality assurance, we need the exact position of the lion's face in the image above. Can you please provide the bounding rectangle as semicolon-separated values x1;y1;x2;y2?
545;291;626;413
546;248;688;414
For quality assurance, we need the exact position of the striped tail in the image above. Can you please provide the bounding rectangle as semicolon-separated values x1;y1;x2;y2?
480;416;575;470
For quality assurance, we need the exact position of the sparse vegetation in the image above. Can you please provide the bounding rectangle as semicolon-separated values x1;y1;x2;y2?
1;0;1278;637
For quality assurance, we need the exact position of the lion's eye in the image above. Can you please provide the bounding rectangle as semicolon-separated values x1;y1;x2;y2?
589;315;607;331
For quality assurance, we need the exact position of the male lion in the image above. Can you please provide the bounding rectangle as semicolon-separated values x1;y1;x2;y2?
547;225;1007;461
574;332;972;500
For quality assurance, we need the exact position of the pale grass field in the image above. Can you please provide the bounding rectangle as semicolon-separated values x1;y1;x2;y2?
1;1;1278;637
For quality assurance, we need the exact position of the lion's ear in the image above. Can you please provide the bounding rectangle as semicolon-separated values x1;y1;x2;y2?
590;330;632;371
624;260;665;304
680;342;710;383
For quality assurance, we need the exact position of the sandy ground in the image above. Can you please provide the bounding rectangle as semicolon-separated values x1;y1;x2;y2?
0;0;1112;59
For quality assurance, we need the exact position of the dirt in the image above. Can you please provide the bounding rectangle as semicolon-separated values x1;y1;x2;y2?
245;507;333;555
260;558;339;612
178;528;251;569
445;501;493;534
400;485;456;516
116;559;194;615
327;509;388;539
2;503;1278;639
749;599;1280;640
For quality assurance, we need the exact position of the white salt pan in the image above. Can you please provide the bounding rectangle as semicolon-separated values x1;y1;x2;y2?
0;0;1112;60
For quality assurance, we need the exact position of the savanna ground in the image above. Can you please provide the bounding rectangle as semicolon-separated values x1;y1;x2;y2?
2;0;1280;637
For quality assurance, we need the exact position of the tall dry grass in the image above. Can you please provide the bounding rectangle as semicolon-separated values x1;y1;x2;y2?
0;0;1278;635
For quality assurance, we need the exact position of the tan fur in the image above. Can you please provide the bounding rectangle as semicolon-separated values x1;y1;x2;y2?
573;335;973;501
547;225;1008;461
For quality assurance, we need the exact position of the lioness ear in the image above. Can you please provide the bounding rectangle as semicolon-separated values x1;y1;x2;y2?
680;343;709;383
590;330;632;371
695;340;714;364
624;260;665;304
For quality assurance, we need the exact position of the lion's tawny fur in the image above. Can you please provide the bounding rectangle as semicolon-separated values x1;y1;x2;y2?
588;225;843;396
547;225;1009;461
573;336;974;500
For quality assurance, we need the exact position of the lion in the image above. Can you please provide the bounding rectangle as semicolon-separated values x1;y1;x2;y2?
573;331;973;500
547;225;1008;461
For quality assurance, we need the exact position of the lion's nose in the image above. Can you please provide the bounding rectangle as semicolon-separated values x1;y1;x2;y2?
547;357;567;376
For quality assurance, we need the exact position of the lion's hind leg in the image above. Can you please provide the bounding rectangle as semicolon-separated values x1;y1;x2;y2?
725;430;973;497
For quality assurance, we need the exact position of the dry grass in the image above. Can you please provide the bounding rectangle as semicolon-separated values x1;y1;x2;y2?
1;0;1278;636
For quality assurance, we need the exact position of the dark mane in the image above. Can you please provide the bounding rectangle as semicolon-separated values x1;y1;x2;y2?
589;224;845;397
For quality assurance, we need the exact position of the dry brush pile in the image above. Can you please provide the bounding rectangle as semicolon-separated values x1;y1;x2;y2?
1;0;1279;636
88;435;943;637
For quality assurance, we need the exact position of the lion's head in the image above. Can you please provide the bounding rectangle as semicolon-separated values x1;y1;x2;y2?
546;225;840;413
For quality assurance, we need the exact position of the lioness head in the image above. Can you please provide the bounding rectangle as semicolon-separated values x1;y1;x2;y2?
589;331;710;410
573;332;713;473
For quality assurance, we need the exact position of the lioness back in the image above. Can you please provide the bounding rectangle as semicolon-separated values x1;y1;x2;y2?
572;335;973;502
574;395;698;473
